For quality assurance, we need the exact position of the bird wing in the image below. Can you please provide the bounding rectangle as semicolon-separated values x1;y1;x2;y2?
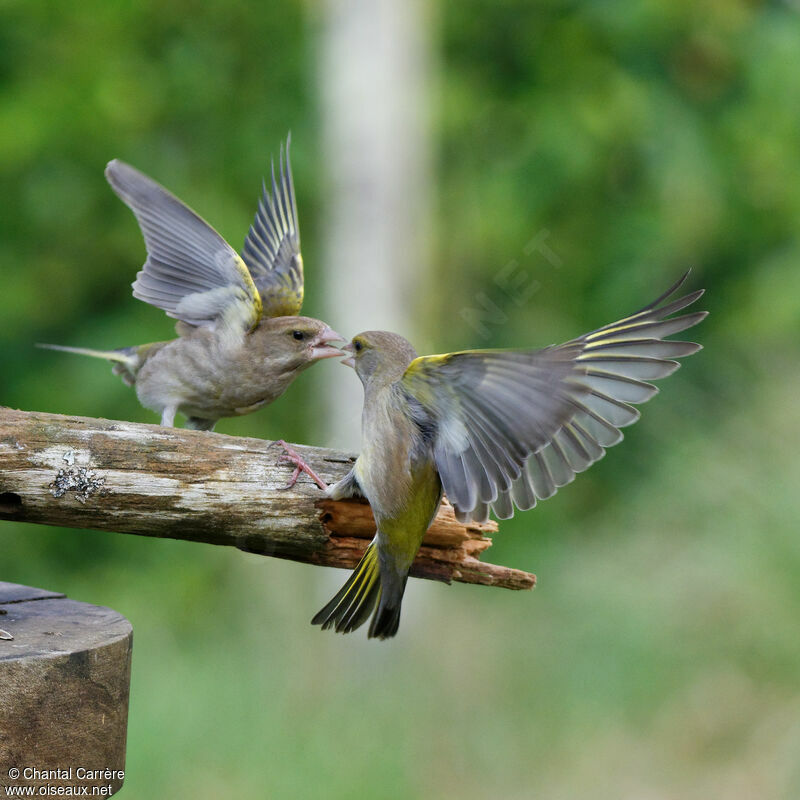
106;160;262;335
402;272;707;523
240;135;304;317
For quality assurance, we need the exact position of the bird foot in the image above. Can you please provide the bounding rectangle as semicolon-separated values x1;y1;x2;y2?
273;440;328;491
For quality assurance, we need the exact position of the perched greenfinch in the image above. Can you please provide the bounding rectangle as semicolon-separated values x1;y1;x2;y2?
39;136;342;431
314;273;707;639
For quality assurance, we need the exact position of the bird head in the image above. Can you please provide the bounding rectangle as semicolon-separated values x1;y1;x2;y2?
258;317;344;372
342;331;418;387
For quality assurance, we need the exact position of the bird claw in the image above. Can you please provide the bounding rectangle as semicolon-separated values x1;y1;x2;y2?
272;440;328;491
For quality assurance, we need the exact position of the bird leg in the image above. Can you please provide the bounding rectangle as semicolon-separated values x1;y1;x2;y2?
273;440;328;491
185;416;217;431
326;468;362;500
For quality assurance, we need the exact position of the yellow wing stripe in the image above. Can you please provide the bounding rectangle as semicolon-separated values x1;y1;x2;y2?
232;253;262;329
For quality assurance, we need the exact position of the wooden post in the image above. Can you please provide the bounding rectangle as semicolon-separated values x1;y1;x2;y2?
0;581;131;797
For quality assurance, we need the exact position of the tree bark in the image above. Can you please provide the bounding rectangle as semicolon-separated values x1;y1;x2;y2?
0;408;535;591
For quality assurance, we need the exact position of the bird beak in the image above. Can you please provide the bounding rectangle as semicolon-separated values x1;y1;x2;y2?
340;341;356;369
310;326;345;361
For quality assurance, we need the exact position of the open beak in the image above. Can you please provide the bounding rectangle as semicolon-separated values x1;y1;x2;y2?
310;326;345;361
340;341;356;369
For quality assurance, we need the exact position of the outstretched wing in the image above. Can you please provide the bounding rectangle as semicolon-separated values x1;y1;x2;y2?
403;344;591;518
402;272;707;523
240;135;304;317
106;160;262;335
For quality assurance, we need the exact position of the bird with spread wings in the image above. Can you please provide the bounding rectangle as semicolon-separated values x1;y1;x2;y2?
40;136;343;433
313;273;707;639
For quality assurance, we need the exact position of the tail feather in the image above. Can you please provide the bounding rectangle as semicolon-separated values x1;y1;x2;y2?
36;342;135;363
37;342;143;386
367;571;408;640
312;540;409;639
312;541;381;634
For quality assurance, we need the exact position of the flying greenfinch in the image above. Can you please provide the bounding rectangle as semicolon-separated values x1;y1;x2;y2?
39;136;343;431
313;273;707;639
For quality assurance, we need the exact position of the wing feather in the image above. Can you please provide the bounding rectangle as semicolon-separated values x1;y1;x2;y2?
403;272;707;523
106;159;261;334
241;134;305;317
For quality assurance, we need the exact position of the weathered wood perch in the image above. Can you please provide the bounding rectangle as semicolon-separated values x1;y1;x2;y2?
0;408;535;590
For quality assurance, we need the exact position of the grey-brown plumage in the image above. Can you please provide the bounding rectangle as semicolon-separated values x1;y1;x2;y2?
39;136;342;430
313;272;707;639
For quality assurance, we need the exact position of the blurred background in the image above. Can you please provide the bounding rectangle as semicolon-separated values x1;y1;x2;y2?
2;0;800;797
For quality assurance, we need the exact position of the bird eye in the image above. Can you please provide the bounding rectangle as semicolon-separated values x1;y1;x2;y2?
292;330;305;341
353;340;363;352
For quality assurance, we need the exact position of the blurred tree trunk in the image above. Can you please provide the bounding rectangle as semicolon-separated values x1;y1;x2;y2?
318;0;435;449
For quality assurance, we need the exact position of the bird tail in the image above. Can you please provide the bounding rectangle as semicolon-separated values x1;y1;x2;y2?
311;539;408;640
36;343;146;387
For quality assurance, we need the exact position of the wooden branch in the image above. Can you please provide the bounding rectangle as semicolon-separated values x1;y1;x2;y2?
0;408;535;591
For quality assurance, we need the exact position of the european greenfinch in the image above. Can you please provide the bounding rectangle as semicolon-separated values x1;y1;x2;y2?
39;136;342;431
314;273;707;639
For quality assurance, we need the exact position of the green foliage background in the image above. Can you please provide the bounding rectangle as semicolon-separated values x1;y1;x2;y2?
2;1;799;797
